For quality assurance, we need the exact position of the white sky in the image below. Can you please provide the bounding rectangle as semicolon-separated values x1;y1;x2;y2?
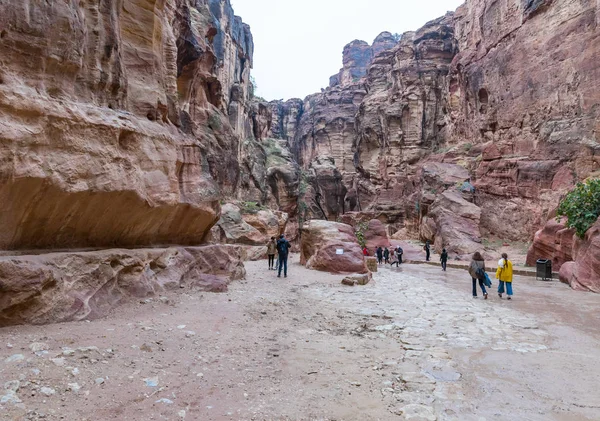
231;0;465;100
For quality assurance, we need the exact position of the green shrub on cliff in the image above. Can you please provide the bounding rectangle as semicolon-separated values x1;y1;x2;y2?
557;179;600;238
355;221;368;249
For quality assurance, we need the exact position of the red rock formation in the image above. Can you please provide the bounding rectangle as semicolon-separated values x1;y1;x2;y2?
0;0;254;250
300;220;367;274
0;245;245;326
526;217;575;269
559;220;600;293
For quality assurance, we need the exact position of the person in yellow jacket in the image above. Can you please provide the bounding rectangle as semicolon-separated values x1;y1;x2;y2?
496;253;513;300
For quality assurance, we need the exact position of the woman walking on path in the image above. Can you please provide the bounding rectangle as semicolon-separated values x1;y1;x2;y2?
267;237;277;270
496;253;514;300
468;252;488;299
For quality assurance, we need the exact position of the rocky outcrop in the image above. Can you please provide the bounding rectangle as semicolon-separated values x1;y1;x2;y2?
526;217;575;269
427;191;482;258
300;220;367;274
559;220;600;293
329;32;398;88
0;245;245;326
0;0;255;250
211;203;288;246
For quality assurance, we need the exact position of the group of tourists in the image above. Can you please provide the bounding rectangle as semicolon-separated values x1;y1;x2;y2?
468;252;514;299
266;234;514;299
367;245;404;266
266;234;291;278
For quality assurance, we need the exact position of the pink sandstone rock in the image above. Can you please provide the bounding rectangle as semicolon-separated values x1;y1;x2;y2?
300;220;367;274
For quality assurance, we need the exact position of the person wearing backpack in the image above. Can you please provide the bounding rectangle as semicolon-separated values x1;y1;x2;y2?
276;234;291;278
496;253;514;300
440;248;448;271
383;247;390;264
468;251;488;299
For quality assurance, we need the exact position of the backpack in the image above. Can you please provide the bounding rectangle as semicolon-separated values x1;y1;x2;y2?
277;239;289;255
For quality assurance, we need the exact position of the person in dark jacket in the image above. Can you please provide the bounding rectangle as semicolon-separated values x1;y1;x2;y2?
383;247;390;264
396;246;403;264
276;234;291;278
440;248;448;271
376;247;383;265
468;251;488;299
424;241;431;261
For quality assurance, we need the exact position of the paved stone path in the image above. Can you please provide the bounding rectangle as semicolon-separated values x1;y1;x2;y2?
1;257;599;420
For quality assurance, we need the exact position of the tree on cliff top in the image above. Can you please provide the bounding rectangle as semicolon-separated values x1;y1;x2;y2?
557;179;600;238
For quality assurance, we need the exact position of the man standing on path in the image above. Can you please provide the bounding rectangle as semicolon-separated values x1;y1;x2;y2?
396;246;403;264
277;234;291;278
424;241;431;261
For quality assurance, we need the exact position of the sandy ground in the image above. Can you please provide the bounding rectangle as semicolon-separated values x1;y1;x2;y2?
1;255;600;421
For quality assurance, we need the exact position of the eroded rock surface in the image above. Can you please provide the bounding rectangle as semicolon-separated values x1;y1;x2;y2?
300;220;367;274
0;245;245;326
0;0;255;250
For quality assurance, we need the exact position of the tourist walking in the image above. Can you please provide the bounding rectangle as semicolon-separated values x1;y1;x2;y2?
468;252;488;299
276;234;291;278
396;246;403;264
440;248;448;271
390;249;400;267
496;253;514;300
383;247;390;264
376;247;383;265
362;246;369;256
267;237;277;270
424;241;431;261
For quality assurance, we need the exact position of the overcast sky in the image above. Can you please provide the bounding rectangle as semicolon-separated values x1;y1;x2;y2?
230;0;465;100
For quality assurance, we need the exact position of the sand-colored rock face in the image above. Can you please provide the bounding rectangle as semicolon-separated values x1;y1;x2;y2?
0;0;253;250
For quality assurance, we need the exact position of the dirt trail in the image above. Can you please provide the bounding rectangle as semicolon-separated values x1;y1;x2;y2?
1;255;600;420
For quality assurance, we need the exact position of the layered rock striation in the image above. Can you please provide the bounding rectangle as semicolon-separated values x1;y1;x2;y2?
0;0;254;250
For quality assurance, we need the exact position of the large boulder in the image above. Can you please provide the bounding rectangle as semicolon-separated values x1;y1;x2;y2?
428;191;482;258
526;217;575;269
558;220;600;293
0;246;245;326
300;220;367;274
214;203;267;245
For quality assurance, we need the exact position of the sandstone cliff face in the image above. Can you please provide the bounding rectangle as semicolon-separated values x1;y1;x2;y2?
257;0;600;264
0;0;253;250
447;0;599;242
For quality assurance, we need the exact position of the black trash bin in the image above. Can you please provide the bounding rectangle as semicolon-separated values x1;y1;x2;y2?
536;259;552;281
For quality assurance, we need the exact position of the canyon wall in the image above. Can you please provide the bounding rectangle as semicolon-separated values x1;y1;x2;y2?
257;0;600;260
0;0;266;324
0;0;254;250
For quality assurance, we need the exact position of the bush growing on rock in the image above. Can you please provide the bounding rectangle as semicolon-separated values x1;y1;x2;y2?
557;179;600;238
